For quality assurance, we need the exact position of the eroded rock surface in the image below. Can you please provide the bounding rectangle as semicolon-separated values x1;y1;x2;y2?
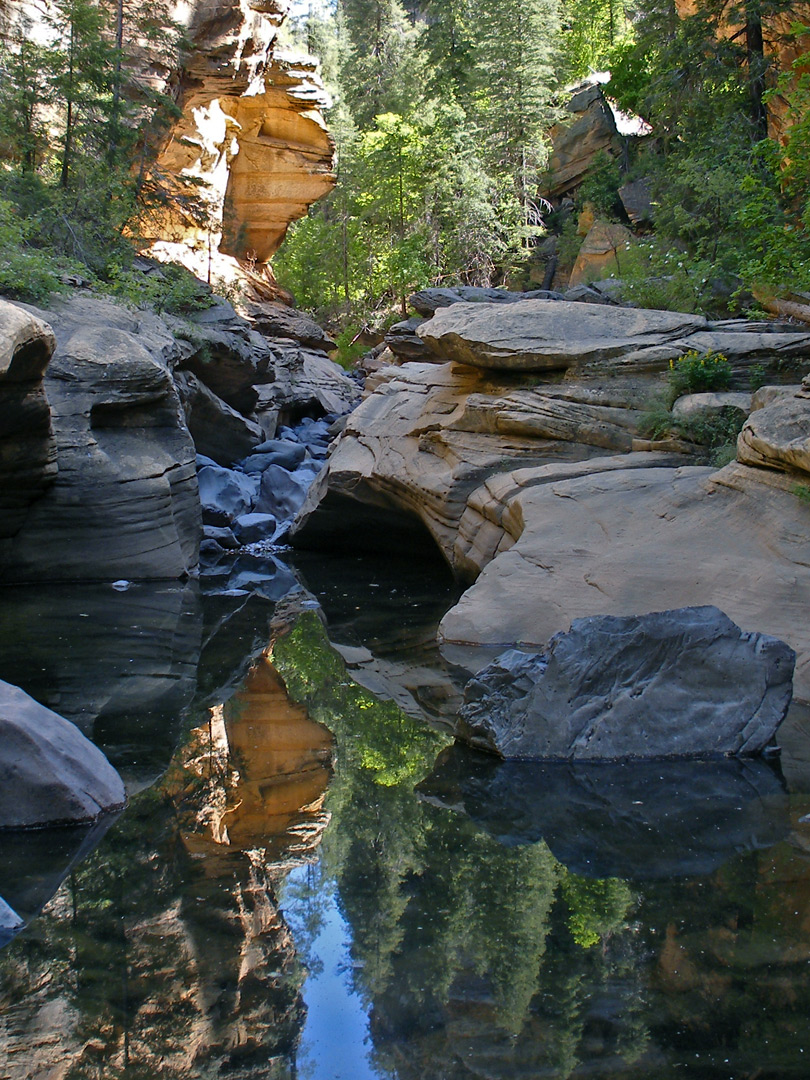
417;299;810;373
440;461;810;700
152;1;334;265
294;299;810;701
543;83;622;199
456;607;795;760
0;302;57;562
738;382;810;477
1;296;200;583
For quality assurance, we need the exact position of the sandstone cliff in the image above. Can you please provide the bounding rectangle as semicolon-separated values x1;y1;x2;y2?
152;0;335;270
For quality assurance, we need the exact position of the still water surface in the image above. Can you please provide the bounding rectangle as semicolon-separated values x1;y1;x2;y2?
2;554;810;1079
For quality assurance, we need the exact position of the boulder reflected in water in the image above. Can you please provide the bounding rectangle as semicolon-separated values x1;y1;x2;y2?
0;814;120;946
419;744;789;879
0;581;201;781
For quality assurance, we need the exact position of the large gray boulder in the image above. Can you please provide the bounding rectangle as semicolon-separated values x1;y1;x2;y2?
1;296;200;582
0;680;126;828
0;301;57;560
174;369;264;466
456;607;795;760
417;299;810;373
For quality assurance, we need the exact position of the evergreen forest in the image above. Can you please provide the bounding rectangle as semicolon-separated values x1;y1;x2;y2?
0;0;808;337
274;0;810;342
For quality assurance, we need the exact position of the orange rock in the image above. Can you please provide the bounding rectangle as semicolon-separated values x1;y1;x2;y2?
568;220;634;286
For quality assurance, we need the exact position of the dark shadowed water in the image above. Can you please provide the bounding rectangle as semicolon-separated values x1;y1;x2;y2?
2;554;810;1080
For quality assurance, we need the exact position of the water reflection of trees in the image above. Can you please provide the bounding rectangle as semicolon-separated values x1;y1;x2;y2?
274;614;646;1078
4;606;810;1080
274;613;810;1079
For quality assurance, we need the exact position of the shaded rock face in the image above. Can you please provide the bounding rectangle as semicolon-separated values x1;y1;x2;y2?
175;369;266;464
456;607;795;760
1;296;201;583
0;303;58;563
153;0;334;265
0;680;126;829
543;83;621;199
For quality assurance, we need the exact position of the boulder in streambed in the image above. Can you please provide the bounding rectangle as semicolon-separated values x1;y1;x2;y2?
456;606;795;760
0;680;126;828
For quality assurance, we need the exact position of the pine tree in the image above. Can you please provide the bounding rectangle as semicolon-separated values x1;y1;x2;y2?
471;0;560;234
338;0;426;127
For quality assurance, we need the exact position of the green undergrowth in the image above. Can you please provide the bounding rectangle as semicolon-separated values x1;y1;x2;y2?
638;395;745;467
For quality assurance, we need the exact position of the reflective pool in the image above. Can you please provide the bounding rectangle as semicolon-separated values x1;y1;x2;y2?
2;556;810;1079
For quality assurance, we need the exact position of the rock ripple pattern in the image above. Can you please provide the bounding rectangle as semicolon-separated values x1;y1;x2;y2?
456;606;795;760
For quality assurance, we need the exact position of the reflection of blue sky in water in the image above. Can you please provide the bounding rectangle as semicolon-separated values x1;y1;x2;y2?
283;863;381;1080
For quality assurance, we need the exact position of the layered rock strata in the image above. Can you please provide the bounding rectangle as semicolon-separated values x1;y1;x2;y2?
0;279;357;583
293;299;810;701
153;0;334;265
417;299;810;373
1;296;201;583
0;303;57;564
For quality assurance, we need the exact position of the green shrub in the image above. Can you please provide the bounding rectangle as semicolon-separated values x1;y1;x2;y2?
638;397;745;467
677;405;744;448
795;483;810;505
334;324;371;369
668;349;732;398
0;198;66;304
103;262;214;314
576;152;623;220
615;241;715;314
638;398;677;440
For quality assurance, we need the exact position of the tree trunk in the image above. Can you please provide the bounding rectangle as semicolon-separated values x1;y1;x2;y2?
745;0;768;140
60;18;75;188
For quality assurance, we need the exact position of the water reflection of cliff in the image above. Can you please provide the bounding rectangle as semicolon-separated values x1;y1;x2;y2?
0;648;334;1080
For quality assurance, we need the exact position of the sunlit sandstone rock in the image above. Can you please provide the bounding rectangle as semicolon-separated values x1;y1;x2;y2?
417;299;810;372
293;302;810;701
151;0;334;265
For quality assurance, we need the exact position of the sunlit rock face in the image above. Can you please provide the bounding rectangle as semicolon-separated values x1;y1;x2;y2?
154;0;335;266
293;301;810;701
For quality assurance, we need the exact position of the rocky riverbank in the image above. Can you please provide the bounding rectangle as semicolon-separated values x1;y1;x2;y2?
292;289;810;701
